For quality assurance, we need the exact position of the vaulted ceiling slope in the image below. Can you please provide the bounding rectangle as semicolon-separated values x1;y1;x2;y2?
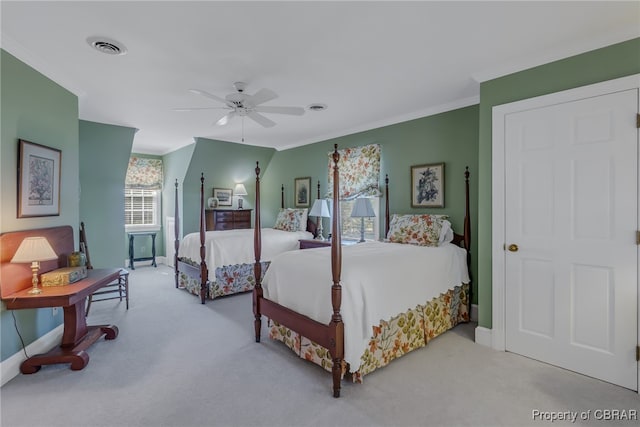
2;1;638;155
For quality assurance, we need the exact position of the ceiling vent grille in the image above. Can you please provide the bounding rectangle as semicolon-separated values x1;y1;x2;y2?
87;36;127;55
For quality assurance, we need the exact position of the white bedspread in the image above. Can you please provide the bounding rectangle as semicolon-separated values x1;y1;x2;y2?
262;241;469;371
178;228;313;280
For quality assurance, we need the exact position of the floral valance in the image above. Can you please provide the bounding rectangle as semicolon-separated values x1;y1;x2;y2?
327;144;381;200
125;157;163;190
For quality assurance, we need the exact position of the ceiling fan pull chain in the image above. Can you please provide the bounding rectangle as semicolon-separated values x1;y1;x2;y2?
242;116;245;142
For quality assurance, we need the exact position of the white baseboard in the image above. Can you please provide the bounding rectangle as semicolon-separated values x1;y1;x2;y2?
470;304;478;322
1;324;63;387
474;326;492;347
123;256;168;269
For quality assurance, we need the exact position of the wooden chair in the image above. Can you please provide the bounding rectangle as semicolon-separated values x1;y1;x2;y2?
80;222;129;316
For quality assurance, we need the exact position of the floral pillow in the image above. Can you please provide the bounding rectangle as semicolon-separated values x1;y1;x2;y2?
386;214;450;246
273;209;303;232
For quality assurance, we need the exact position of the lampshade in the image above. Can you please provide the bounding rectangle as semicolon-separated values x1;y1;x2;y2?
11;237;57;263
234;183;248;196
351;198;375;218
309;199;330;218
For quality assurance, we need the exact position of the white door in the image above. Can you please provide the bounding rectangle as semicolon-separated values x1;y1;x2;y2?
504;89;638;390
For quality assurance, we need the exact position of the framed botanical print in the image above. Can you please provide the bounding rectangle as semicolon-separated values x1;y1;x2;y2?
17;139;61;217
294;177;311;208
411;163;444;208
213;188;233;206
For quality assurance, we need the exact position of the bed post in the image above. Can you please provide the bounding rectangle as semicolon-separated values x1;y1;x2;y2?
463;166;472;315
174;179;180;288
329;144;344;398
384;174;390;238
280;184;284;209
199;173;208;304
253;162;263;342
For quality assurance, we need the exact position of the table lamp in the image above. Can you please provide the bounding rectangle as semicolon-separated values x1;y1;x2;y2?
234;183;248;209
309;199;330;240
11;236;58;294
351;198;375;243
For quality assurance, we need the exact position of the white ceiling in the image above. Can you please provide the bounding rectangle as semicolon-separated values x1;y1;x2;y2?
2;1;639;155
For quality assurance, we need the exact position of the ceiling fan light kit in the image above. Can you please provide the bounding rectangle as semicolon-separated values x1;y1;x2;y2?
180;82;305;130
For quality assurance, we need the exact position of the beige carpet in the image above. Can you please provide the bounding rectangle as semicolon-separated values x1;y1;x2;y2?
1;265;638;427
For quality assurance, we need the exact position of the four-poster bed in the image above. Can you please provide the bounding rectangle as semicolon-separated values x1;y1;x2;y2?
174;174;317;304
252;145;471;397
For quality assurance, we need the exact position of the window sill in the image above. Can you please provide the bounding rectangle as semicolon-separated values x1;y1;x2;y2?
125;225;161;233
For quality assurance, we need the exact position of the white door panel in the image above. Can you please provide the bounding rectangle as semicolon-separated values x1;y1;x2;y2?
505;89;638;390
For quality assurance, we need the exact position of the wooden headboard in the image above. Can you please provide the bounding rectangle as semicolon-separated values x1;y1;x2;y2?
0;226;74;298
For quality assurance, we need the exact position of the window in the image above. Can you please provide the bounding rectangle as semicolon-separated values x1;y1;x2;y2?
124;189;160;231
333;198;380;241
124;156;163;231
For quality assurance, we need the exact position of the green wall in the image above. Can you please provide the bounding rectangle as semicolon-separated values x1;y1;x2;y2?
476;37;640;328
79;121;135;268
1;50;79;360
180;138;275;235
262;105;480;302
162;143;195;246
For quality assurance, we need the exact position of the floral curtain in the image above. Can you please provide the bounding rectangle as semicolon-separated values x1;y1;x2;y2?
327;144;381;200
125;157;163;190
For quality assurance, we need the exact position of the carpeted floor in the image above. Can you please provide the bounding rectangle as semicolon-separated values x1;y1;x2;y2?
1;265;638;427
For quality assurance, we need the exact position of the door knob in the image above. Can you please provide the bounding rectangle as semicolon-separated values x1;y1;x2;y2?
508;244;519;252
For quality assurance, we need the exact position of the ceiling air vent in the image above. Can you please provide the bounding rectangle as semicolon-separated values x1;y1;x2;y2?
87;36;127;56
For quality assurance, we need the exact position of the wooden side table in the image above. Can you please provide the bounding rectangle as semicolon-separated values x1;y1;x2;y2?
299;239;332;249
2;268;121;373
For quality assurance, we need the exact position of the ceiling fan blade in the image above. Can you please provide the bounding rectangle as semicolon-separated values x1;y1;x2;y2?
173;107;228;112
216;111;236;126
247;112;276;128
188;89;229;105
253;106;305;116
249;88;278;106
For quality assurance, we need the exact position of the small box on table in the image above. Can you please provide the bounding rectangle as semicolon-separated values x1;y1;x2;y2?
41;266;88;287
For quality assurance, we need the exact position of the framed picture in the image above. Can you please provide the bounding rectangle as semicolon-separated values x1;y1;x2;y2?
294;177;311;208
17;139;61;218
213;188;233;206
411;163;444;208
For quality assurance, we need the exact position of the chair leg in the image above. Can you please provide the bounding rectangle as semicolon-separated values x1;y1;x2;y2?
123;273;129;310
85;295;93;316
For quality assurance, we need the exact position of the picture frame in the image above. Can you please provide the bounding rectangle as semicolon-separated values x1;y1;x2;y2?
294;177;311;208
213;188;233;206
411;163;444;208
17;139;61;218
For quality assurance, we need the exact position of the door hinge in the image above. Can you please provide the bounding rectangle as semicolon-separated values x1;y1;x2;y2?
637;114;640;129
637;231;640;245
636;346;639;362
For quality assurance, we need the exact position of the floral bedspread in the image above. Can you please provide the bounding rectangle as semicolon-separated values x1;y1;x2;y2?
178;259;270;299
269;283;469;382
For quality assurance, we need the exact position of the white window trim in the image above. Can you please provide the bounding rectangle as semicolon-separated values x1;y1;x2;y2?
124;188;161;232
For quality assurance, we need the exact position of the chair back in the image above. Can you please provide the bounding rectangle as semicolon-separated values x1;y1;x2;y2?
79;222;94;270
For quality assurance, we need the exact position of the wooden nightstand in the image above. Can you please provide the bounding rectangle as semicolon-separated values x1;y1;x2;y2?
205;209;252;231
299;239;332;249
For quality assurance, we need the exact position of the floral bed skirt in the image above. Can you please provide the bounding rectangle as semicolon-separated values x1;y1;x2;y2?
269;283;469;382
178;258;270;299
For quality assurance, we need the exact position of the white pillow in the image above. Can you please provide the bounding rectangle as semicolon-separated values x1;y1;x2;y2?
439;219;454;244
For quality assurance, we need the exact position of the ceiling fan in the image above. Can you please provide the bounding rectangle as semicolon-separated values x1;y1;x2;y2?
177;81;305;128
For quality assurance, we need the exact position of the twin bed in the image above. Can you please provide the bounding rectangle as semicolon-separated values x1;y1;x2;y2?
174;175;317;303
175;146;471;397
